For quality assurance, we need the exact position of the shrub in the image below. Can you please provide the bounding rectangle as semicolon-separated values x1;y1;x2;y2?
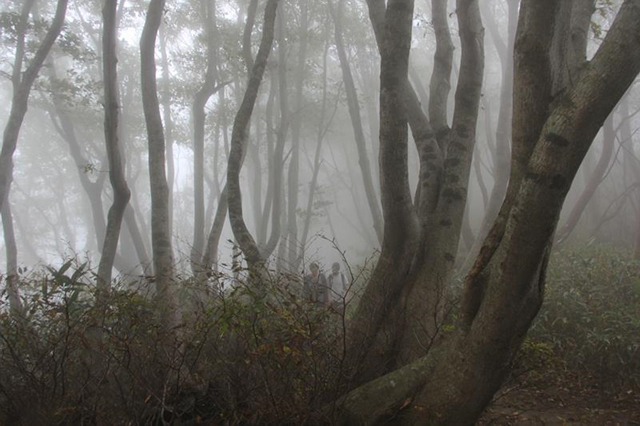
527;244;640;389
0;260;355;424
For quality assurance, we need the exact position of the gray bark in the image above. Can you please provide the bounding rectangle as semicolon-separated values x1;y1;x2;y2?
140;0;178;329
227;0;280;269
97;0;132;294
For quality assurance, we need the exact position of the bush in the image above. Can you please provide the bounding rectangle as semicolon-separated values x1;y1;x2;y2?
0;260;355;424
526;244;640;389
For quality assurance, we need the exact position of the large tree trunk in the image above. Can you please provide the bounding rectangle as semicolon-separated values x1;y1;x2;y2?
140;0;178;329
97;0;131;293
336;1;640;423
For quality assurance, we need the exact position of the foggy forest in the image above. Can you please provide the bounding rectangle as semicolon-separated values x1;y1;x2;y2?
1;0;639;424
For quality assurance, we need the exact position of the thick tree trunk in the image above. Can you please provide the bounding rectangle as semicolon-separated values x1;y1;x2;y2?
97;0;131;293
140;0;178;329
159;26;175;240
336;1;640;424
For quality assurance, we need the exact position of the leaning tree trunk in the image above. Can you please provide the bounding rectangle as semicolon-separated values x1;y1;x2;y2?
227;0;280;271
140;0;178;329
97;0;131;294
336;1;640;424
0;0;68;212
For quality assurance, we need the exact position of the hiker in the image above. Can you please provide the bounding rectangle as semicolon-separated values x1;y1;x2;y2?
327;262;348;310
303;262;330;306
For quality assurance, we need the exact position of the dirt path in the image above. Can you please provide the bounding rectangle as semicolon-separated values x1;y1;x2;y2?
479;379;640;425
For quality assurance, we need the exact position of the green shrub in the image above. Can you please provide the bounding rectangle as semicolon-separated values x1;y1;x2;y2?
528;244;640;389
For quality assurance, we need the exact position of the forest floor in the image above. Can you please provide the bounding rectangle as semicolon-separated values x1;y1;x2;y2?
479;370;640;425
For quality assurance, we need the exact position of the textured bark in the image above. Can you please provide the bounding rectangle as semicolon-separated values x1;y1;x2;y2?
397;0;484;364
0;0;68;212
461;0;518;274
140;0;178;329
331;0;384;245
429;0;454;138
227;0;280;269
556;113;615;243
338;1;640;423
97;0;131;293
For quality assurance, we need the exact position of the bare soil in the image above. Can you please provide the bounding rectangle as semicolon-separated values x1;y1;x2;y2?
480;372;640;425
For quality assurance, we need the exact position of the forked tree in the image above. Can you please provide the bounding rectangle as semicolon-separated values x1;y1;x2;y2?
331;0;640;423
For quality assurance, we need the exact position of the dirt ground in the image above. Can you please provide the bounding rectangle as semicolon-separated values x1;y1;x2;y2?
479;373;640;425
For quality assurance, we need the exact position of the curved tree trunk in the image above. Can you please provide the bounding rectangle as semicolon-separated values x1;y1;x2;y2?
0;0;68;213
97;0;131;294
227;0;280;270
191;0;223;275
334;0;640;424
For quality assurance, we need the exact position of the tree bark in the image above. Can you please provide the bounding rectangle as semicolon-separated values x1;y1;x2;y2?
227;0;280;270
191;0;223;275
97;0;132;294
140;0;178;329
336;0;640;424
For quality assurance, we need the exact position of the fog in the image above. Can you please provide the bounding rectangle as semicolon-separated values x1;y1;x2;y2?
1;0;639;281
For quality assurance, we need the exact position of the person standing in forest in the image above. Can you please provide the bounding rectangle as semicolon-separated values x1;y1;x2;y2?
303;262;330;306
328;261;348;311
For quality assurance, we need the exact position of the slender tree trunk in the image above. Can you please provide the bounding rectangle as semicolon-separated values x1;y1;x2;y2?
227;0;280;270
330;0;384;245
461;0;517;273
0;0;68;212
159;26;175;238
261;5;289;259
191;0;223;275
286;0;309;269
140;0;178;329
97;0;131;294
2;198;23;319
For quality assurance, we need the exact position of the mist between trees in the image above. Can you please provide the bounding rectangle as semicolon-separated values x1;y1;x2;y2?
0;0;640;424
